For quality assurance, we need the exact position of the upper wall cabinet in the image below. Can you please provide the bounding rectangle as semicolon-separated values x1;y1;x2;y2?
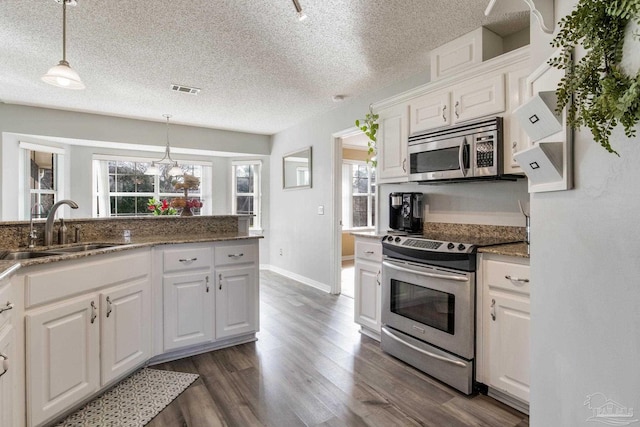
409;91;451;134
452;74;506;124
377;104;409;183
430;27;504;81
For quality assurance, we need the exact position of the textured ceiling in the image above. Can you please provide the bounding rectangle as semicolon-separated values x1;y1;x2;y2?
0;1;528;135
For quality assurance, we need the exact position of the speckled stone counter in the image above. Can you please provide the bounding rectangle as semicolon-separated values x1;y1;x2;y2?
0;215;258;279
478;242;530;258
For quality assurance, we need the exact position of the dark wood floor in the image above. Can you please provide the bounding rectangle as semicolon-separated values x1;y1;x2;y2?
148;271;529;427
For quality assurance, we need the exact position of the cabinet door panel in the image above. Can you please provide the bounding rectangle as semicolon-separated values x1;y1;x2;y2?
489;293;530;403
26;295;100;427
216;266;258;339
410;91;451;133
101;278;151;385
0;326;15;427
504;67;530;174
354;261;381;333
377;104;409;182
163;273;213;351
452;74;505;123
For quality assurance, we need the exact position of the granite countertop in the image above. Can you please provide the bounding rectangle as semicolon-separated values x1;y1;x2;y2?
478;242;530;258
349;230;386;239
0;233;262;280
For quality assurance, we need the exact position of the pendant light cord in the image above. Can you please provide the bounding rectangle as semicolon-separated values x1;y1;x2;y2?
62;0;67;62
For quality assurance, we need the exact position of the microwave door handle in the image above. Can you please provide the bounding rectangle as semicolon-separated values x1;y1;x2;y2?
382;261;469;282
459;137;467;177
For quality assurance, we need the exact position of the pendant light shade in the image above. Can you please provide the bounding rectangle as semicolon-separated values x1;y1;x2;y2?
144;114;184;177
42;0;85;89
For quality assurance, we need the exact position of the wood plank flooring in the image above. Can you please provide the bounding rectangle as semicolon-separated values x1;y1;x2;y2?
148;270;529;427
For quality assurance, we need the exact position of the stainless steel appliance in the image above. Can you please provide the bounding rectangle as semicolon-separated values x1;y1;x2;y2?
388;192;423;233
380;233;515;394
408;116;513;183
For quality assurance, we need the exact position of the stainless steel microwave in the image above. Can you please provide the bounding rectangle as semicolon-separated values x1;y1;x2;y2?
408;117;504;182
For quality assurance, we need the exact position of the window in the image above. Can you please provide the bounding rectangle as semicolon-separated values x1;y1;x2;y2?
232;160;261;230
94;157;209;217
19;142;65;219
342;161;376;229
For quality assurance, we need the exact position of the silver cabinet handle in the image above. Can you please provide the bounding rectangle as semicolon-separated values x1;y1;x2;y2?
491;299;496;321
179;257;198;263
454;101;460;118
0;301;14;314
442;105;447;122
227;253;244;258
218;273;223;290
106;296;112;318
402;158;407;173
90;301;97;324
505;275;530;283
0;352;8;378
376;270;381;286
206;275;210;293
364;250;375;255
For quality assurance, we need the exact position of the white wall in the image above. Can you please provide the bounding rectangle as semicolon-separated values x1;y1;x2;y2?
529;1;640;425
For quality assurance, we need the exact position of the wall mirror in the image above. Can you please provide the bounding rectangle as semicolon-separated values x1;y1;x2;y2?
283;146;312;190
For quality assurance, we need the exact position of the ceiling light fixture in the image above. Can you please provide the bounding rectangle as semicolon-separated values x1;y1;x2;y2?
145;114;184;177
292;0;308;21
42;0;85;90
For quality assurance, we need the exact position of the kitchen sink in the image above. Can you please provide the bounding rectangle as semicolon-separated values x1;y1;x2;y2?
48;243;122;253
0;250;62;260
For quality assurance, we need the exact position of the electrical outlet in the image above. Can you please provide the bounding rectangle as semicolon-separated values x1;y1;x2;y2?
123;229;131;243
317;205;324;215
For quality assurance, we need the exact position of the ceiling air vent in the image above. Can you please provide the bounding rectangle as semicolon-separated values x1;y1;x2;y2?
170;84;201;95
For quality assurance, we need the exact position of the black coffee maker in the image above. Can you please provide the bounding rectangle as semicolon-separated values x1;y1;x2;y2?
389;192;423;233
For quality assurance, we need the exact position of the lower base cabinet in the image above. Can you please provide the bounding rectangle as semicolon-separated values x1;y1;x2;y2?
478;254;531;409
353;236;383;339
216;265;258;339
0;326;16;427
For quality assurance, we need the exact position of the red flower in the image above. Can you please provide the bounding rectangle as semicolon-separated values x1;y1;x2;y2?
161;199;169;210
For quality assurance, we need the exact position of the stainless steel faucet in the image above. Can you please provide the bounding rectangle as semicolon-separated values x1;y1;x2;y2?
29;203;45;248
44;199;79;246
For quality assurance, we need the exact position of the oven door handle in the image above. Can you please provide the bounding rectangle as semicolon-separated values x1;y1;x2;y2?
382;261;469;282
382;327;467;367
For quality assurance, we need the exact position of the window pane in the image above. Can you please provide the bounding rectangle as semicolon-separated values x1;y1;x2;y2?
371;194;376;226
235;165;254;193
30;151;55;191
30;193;54;218
117;174;136;192
352;195;368;227
352;164;369;194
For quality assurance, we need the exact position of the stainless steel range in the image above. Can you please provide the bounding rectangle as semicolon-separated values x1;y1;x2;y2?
380;233;514;394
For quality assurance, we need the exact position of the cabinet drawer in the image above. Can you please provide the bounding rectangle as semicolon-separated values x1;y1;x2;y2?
214;242;257;267
163;246;212;273
484;260;530;295
355;240;382;262
0;281;13;331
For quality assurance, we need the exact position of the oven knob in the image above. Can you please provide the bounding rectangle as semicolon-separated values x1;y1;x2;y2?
394;237;401;243
447;242;455;250
458;244;466;251
387;236;394;241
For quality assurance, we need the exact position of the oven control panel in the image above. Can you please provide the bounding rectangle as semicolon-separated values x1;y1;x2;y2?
382;235;476;254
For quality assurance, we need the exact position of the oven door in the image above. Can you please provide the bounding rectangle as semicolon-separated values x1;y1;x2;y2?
408;136;470;181
381;258;474;359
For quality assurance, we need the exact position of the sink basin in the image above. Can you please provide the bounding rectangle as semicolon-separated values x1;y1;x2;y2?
0;251;62;260
49;244;121;253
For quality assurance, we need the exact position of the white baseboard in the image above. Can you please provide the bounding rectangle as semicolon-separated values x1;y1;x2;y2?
341;255;354;262
262;265;331;293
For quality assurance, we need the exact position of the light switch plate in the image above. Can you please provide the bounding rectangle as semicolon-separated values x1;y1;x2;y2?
317;206;324;215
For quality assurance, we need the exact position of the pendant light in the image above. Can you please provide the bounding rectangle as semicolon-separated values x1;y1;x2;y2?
145;115;184;177
42;0;85;90
291;0;308;21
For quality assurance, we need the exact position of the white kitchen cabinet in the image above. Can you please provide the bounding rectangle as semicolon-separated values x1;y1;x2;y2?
215;266;257;339
478;255;530;411
409;91;451;134
377;103;409;183
214;241;259;340
504;66;530;174
26;294;101;427
353;237;382;340
163;272;213;350
0;308;16;427
100;279;151;385
452;73;506;124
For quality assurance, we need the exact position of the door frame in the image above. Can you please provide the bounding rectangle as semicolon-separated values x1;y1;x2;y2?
330;126;363;295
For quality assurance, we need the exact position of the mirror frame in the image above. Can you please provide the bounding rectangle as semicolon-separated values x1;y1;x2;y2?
282;146;312;190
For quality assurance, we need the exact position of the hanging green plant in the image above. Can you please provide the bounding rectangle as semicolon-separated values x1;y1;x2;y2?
355;105;379;167
549;0;640;155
